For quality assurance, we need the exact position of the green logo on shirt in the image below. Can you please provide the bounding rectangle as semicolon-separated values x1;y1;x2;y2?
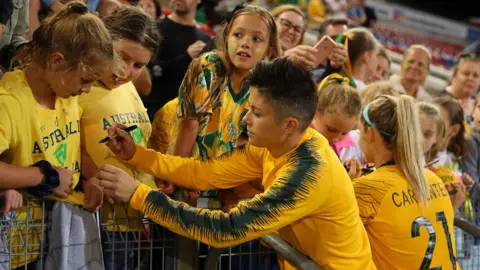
54;143;67;167
131;128;143;144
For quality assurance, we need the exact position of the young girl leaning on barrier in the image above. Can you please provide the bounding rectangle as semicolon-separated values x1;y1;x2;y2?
0;2;115;269
151;4;282;210
78;5;160;269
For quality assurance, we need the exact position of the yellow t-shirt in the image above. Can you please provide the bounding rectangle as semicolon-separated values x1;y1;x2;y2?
0;69;83;267
128;128;376;270
353;165;459;269
78;81;156;231
148;98;178;153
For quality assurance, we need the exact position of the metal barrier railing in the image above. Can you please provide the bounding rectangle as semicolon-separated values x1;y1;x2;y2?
0;195;320;270
454;207;480;270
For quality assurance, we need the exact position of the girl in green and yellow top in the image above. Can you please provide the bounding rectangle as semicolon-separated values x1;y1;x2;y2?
158;5;282;205
0;2;114;269
77;5;160;270
350;94;459;269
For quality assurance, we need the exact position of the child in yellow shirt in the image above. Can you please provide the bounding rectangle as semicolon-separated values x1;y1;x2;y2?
77;5;160;269
0;2;114;269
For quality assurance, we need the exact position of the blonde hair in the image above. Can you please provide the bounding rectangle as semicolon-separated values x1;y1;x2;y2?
418;102;444;162
16;1;114;77
317;77;361;117
271;4;306;45
339;27;378;76
182;5;281;116
363;95;429;204
404;44;432;65
360;81;399;107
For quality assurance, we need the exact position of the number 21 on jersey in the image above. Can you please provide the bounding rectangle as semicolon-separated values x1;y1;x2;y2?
411;211;457;269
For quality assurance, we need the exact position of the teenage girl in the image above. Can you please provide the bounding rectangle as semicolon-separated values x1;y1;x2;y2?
0;2;114;269
78;5;160;269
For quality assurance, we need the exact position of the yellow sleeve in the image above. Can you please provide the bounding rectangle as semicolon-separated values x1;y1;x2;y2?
177;53;220;117
0;98;14;153
128;144;264;190
353;177;394;224
129;157;328;248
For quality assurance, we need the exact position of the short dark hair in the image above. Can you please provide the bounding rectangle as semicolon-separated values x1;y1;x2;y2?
246;57;318;132
0;0;13;25
318;17;348;37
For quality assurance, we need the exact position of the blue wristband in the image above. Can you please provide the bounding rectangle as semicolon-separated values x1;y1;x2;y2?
28;160;60;197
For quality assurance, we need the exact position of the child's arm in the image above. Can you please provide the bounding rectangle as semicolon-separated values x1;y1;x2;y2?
173;117;199;158
0;162;45;189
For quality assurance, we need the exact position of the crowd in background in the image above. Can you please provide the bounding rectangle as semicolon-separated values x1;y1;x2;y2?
0;0;480;269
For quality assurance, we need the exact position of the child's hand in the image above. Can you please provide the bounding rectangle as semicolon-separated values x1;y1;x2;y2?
155;178;176;195
187;40;207;59
461;173;474;187
83;177;104;213
0;189;23;215
183;189;200;207
344;158;362;179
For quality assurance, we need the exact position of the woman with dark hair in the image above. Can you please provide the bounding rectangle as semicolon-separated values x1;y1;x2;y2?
129;0;163;19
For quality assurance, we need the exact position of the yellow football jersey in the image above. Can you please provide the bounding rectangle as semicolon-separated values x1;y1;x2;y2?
129;128;376;269
353;165;460;269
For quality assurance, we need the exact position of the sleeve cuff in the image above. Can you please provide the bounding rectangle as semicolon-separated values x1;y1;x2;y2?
129;183;152;211
127;144;147;167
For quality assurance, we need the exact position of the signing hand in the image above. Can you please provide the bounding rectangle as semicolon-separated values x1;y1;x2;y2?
344;158;362;179
105;123;137;161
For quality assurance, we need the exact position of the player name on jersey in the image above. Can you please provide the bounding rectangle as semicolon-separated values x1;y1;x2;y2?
392;183;448;207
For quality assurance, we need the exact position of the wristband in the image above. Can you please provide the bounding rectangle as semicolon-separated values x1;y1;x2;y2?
28;160;60;197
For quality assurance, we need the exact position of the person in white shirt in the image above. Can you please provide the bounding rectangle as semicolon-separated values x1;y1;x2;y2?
389;44;432;102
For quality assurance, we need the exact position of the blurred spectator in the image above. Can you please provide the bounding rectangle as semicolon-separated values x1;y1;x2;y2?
367;45;390;83
389;44;432;101
144;0;213;119
346;0;366;27
29;0;121;38
312;17;348;82
463;94;480;183
307;0;325;25
271;5;306;52
360;0;376;28
463;40;480;56
324;0;348;18
0;0;14;42
130;0;163;19
440;54;480;119
0;0;14;77
0;0;29;70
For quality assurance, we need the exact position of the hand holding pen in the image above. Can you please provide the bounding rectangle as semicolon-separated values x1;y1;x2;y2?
101;123;138;161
